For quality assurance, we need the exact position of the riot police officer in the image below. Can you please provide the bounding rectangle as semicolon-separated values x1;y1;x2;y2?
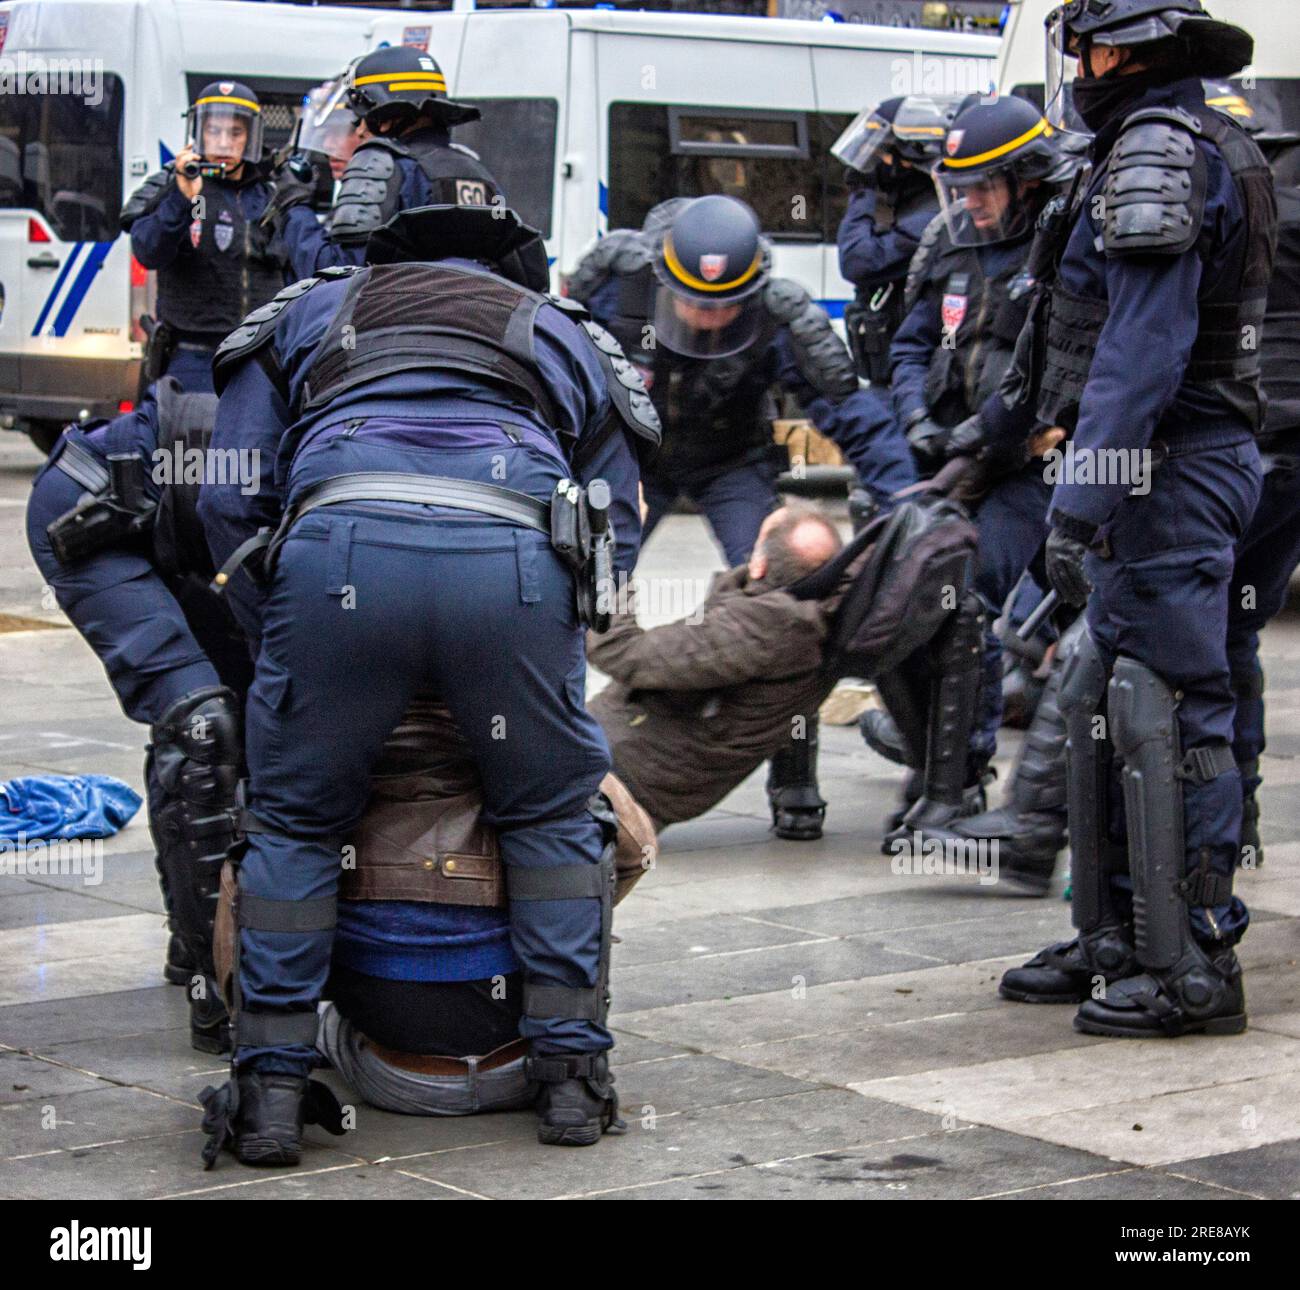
268;46;502;280
868;96;1068;841
25;381;252;1052
999;1;1274;1038
121;83;286;393
195;203;657;1166
834;94;961;384
566;193;915;838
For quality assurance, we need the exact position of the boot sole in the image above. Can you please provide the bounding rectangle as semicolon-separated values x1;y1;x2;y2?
191;1029;232;1056
235;1138;302;1166
998;983;1087;1005
1073;1013;1248;1039
773;826;823;842
538;1122;604;1147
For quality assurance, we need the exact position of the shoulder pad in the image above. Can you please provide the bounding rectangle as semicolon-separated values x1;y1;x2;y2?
1102;106;1206;257
580;318;662;448
211;267;362;396
328;145;400;243
565;230;652;304
548;294;591;322
358;135;410;161
120;170;172;232
448;140;483;161
903;212;950;314
764;278;857;402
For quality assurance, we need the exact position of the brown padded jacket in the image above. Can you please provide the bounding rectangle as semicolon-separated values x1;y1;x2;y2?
587;566;835;828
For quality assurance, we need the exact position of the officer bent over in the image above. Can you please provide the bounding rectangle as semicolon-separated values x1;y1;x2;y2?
121;83;286;393
26;382;252;1053
196;203;657;1165
1000;0;1275;1038
268;46;502;281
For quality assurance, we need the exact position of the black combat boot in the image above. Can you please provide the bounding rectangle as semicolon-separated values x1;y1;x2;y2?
528;1052;626;1147
859;707;908;765
165;931;195;986
999;923;1138;1003
200;1069;346;1168
901;632;1072;894
189;976;232;1055
767;716;827;841
1073;942;1246;1037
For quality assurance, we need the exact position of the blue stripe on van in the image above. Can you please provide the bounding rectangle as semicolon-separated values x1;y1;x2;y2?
161;140;174;167
817;298;848;320
50;242;114;338
598;182;608;217
31;244;83;337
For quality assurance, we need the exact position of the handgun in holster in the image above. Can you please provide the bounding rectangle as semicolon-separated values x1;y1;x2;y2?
550;477;615;633
48;452;156;565
139;315;176;393
844;285;898;385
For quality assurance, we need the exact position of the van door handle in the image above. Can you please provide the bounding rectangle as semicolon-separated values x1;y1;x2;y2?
27;252;61;269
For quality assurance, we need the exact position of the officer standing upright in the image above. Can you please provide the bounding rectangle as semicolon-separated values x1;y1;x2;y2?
999;1;1274;1038
864;96;1071;842
567;194;917;839
834;94;960;384
267;46;502;280
195;204;657;1166
121;83;286;393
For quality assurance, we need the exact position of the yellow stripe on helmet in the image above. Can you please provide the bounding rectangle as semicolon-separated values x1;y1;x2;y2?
662;234;763;294
196;95;261;112
943;118;1052;170
354;72;447;90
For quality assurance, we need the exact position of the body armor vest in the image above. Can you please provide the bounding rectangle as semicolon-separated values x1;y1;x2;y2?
1039;108;1277;433
1260;183;1300;450
921;236;1035;426
152;382;220;577
153;177;285;339
402;133;501;209
302;261;562;431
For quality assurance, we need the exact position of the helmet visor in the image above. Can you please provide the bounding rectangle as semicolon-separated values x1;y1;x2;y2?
297;83;362;169
1044;8;1077;131
188;97;263;167
831;108;896;175
651;283;765;360
935;165;1032;247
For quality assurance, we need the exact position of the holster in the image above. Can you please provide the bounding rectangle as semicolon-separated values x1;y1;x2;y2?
47;442;156;564
141;316;176;386
844;288;898;385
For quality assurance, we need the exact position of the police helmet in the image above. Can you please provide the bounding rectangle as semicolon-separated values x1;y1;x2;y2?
933;96;1059;246
346;46;480;133
1045;2;1254;127
650;195;771;359
186;81;264;168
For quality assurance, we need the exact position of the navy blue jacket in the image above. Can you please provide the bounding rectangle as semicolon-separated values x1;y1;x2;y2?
837;184;938;295
199;259;643;645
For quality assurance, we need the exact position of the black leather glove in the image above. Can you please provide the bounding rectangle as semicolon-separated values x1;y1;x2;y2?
259;163;317;231
1044;526;1093;607
944;414;985;460
906;413;951;466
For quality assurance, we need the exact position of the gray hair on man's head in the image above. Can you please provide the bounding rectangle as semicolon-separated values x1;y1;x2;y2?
757;503;843;588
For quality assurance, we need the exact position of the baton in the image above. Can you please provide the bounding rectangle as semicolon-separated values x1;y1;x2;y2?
1015;589;1060;642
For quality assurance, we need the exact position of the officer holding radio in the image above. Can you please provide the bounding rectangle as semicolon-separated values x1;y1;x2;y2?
121;81;287;394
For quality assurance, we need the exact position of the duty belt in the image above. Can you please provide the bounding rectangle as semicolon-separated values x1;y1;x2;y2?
209;470;616;632
211;473;551;592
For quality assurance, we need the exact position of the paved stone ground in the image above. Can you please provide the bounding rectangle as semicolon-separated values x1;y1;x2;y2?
1;431;1297;1200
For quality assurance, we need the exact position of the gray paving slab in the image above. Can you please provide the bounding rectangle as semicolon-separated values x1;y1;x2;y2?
171;1162;475;1200
0;1047;108;1104
990;1168;1253;1201
0;986;189;1049
0;1085;196;1158
1162;1138;1300;1201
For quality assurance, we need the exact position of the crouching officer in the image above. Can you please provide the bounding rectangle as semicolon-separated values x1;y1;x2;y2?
568;194;918;839
195;203;657;1165
1000;1;1274;1037
268;46;502;280
834;94;960;384
121;83;286;393
26;380;252;1051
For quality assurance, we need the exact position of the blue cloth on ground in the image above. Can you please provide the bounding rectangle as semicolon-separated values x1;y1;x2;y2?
0;775;142;842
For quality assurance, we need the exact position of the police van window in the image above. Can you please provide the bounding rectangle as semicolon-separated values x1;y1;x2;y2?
456;99;558;239
0;74;124;242
609;103;854;242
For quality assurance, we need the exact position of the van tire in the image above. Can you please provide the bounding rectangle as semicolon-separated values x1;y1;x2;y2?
25;421;64;457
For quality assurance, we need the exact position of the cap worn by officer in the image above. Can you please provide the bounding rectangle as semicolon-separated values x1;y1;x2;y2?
651;194;770;360
188;81;264;173
933;95;1059;246
346;45;480;135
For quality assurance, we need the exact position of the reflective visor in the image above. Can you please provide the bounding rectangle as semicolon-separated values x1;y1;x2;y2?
651;283;765;359
1045;10;1077;130
935;166;1032;247
187;99;263;167
831;108;895;174
297;82;360;162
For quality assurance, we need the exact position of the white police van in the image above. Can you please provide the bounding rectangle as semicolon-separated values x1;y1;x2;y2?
0;0;996;450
